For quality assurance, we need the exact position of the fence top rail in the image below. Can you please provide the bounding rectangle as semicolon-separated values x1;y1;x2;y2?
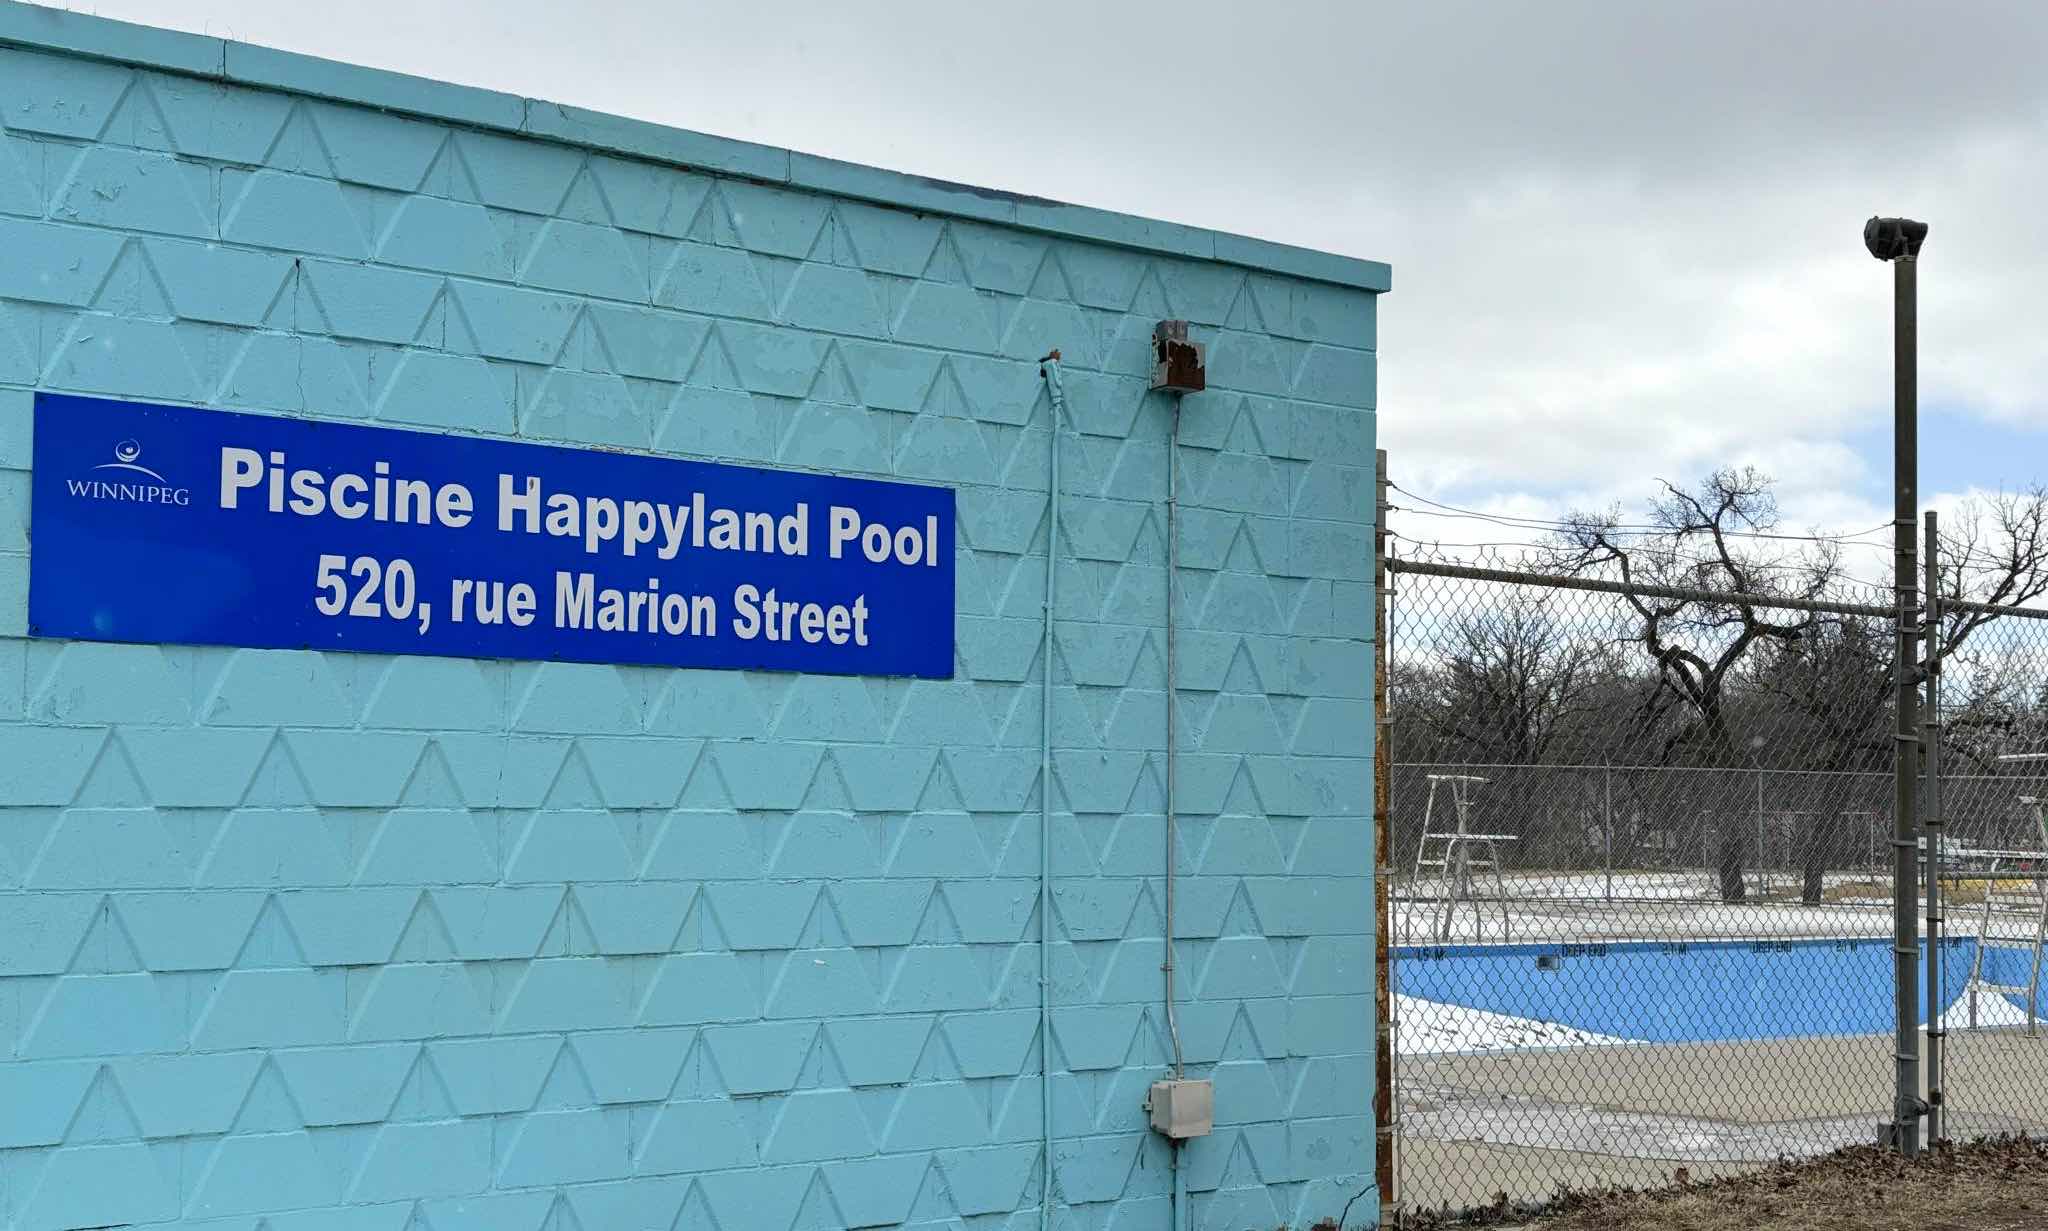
1943;596;2048;621
1386;556;1896;618
1391;761;2048;783
1385;556;2048;623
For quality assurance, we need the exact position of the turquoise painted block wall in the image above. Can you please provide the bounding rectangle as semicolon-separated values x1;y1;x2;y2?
0;6;1384;1229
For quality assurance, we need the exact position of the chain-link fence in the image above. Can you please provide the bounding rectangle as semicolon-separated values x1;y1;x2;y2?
1926;591;2048;1163
1381;547;2048;1218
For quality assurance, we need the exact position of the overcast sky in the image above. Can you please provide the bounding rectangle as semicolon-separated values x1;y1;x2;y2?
44;0;2048;575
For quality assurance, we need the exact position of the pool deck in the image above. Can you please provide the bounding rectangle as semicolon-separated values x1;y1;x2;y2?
1397;1028;2048;1214
1396;868;2048;948
1396;895;2048;948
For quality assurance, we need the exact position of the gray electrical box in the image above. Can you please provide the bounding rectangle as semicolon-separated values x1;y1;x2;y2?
1147;1078;1214;1139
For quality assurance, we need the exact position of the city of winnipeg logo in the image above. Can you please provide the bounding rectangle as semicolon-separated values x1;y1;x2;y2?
65;439;192;506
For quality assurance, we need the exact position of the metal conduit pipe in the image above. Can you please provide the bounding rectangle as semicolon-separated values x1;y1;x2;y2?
1036;353;1066;1230
1166;401;1188;1231
1165;402;1187;1078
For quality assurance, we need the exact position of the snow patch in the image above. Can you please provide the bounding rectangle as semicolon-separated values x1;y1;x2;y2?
1396;993;1635;1054
1941;978;2043;1030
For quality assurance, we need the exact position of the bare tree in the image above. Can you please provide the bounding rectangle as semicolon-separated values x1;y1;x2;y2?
1549;467;1843;902
1921;487;2048;814
1414;594;1610;766
1932;484;2048;660
1746;616;1894;902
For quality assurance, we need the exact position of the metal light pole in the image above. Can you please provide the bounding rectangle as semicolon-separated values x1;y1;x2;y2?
1866;214;1928;1157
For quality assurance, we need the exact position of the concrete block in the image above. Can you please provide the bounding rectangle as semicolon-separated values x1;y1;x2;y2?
21;971;182;1057
719;319;829;398
33;807;195;890
936;1143;1040;1215
569;1026;691;1104
821;1153;928;1229
585;301;705;381
1292;344;1375;409
940;1008;1038;1078
0;1059;94;1146
276;888;415;967
22;1141;181;1228
720;181;830;259
509;661;642;734
373;349;515;434
302;259;442;344
587;155;711;239
50;144;214;238
347;962;493;1041
655;240;774;321
0;45;132;138
428;1035;559;1116
894;281;998;354
766;946;880;1018
504;808;634;884
499;956;633;1033
782;261;888;339
190;1129;343;1217
632;1097;756;1176
197;808;352;888
114;1051;263;1137
195;968;346;1050
377;195;515;280
114;890;266;971
573;882;692;955
222;168;367;259
350;1117;493;1201
430;886;562;960
275;1042;417;1126
519;217;647;303
639;953;759;1025
414;1191;555;1231
305;100;446;191
496;1106;633;1186
519;366;646;449
762;1087;873;1163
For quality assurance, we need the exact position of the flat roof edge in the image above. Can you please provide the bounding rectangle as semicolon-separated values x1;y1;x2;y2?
0;0;1391;294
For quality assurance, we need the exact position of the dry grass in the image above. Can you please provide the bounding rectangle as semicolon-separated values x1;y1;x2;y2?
1940;878;2038;906
1404;1138;2048;1231
1817;879;1890;903
1812;877;2033;905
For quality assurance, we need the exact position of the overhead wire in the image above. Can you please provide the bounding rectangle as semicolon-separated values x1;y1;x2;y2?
1388;482;1895;545
1384;529;1897;596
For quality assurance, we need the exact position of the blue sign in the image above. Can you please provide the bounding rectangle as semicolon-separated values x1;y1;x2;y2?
30;394;955;678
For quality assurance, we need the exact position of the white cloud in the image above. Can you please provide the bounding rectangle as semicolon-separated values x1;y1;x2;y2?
38;0;2048;541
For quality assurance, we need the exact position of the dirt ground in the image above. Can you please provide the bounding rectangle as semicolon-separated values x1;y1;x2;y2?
1405;1137;2048;1231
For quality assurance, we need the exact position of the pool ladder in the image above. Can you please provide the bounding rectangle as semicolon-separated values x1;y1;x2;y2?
1964;795;2048;1035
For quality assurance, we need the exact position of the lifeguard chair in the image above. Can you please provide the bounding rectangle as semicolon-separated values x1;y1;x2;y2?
1411;774;1514;942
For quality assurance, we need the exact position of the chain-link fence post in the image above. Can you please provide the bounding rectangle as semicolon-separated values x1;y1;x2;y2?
1756;769;1767;898
1604;762;1614;903
1923;508;1944;1144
